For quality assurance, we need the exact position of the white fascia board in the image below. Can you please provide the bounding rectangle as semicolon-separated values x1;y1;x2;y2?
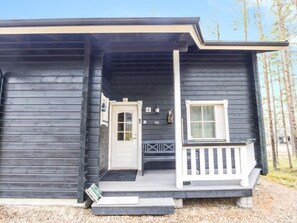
0;24;287;51
0;24;191;35
188;26;287;51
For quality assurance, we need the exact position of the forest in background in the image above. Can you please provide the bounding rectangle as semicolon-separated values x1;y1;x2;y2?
206;0;297;170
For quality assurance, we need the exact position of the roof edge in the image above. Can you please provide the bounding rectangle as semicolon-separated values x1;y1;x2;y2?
0;17;289;51
0;17;200;27
204;40;289;47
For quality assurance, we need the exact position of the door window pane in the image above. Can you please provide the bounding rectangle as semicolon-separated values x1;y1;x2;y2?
118;113;124;122
117;132;124;141
126;113;132;122
118;123;124;131
125;123;132;131
117;112;133;141
125;132;132;141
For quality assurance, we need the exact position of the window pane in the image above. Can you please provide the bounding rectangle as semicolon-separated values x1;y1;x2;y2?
118;113;124;122
118;123;124;131
125;123;132;131
190;106;202;121
125;132;132;141
191;123;203;138
203;106;214;121
204;122;215;138
126;113;132;122
117;132;124;141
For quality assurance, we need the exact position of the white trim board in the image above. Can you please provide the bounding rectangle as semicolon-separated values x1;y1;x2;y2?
0;198;84;207
0;24;287;51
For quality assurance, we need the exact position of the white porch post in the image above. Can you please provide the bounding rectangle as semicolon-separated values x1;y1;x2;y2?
173;50;183;189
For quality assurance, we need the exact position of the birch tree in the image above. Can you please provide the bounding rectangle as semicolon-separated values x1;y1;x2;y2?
277;63;293;168
273;0;297;157
243;0;249;40
256;0;277;168
216;19;221;40
268;58;279;159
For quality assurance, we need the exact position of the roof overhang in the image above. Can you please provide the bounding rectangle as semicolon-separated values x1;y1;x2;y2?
0;17;289;52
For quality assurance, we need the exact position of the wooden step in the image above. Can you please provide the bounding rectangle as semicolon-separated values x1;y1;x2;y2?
92;197;175;215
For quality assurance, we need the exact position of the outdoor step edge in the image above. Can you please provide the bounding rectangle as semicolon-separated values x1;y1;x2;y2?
92;197;175;216
92;197;175;208
92;205;175;216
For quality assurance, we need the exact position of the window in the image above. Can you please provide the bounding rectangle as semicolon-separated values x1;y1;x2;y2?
117;112;132;141
186;100;229;141
190;105;215;138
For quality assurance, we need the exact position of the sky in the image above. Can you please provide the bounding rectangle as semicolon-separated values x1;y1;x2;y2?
0;0;279;41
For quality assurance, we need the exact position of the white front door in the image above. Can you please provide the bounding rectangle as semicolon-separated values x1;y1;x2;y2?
110;104;138;169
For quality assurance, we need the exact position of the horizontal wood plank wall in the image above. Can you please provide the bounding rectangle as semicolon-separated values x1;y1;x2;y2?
87;51;103;187
180;50;261;166
108;53;175;170
98;55;111;178
109;53;174;141
0;39;90;198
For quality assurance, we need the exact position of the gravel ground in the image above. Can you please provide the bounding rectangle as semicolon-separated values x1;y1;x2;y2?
0;177;296;223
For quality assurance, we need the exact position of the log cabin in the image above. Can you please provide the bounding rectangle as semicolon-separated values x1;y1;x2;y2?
0;17;288;215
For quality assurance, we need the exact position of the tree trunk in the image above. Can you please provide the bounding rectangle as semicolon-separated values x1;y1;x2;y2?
277;65;293;169
263;54;277;169
268;59;279;160
216;19;221;40
243;0;248;41
274;0;297;158
256;0;277;169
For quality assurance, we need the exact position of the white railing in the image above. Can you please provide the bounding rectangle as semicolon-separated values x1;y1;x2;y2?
182;140;256;187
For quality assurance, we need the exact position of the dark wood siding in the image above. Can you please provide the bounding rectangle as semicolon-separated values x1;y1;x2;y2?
109;53;175;141
180;50;262;167
97;55;111;178
0;38;103;198
106;51;263;169
87;52;103;187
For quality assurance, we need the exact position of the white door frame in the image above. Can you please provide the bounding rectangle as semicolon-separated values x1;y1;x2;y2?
108;101;143;170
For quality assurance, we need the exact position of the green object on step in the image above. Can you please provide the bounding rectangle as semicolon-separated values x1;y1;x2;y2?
85;183;103;201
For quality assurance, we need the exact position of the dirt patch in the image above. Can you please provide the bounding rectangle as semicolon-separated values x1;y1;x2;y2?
0;177;296;223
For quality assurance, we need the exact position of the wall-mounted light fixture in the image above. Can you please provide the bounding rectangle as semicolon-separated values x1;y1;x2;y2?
101;103;107;112
154;105;160;114
167;109;173;124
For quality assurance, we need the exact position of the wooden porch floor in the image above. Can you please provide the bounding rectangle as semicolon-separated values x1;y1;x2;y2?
99;169;260;198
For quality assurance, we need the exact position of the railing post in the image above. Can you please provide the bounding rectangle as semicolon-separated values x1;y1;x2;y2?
182;148;188;176
240;145;249;187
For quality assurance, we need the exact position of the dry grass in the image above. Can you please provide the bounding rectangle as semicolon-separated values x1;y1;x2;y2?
266;156;297;189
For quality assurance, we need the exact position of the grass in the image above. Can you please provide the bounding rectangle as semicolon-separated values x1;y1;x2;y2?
266;156;297;189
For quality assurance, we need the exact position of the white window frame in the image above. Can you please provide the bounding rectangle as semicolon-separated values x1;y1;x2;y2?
185;100;230;142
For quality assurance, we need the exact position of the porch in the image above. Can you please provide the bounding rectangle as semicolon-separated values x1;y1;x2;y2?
140;139;256;185
100;140;259;197
99;168;260;199
102;50;264;191
96;145;259;215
